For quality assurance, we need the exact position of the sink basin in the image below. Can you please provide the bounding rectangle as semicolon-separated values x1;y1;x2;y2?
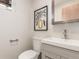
41;37;79;52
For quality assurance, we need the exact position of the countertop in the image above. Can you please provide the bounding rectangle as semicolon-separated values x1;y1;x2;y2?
41;37;79;52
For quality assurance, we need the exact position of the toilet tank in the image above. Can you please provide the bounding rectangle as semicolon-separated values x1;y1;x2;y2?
33;37;43;52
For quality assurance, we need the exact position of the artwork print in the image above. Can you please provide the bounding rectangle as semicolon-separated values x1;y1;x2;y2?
34;6;48;31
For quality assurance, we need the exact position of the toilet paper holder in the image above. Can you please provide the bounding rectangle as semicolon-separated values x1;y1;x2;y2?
9;39;19;43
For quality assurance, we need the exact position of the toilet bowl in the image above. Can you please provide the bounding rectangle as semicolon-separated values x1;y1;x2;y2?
18;37;43;59
19;50;39;59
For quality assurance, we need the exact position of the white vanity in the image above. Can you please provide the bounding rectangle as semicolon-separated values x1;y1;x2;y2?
41;37;79;59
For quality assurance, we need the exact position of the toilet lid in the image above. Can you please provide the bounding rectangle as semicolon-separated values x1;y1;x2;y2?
19;50;39;59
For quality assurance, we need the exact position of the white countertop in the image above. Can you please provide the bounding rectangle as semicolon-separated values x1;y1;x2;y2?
41;37;79;52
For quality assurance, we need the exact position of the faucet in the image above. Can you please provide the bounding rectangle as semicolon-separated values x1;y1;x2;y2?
63;29;67;39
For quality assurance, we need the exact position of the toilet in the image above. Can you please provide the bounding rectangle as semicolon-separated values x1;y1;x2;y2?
18;37;42;59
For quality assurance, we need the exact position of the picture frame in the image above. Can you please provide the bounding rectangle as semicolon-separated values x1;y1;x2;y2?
34;6;48;31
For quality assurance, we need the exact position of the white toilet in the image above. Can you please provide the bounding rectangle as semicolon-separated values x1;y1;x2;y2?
18;37;42;59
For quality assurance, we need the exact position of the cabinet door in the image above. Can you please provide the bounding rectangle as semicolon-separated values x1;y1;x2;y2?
45;55;60;59
60;56;68;59
45;56;54;59
42;50;60;59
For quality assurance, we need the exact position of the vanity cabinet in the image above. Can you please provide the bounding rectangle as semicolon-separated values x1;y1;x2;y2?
41;43;79;59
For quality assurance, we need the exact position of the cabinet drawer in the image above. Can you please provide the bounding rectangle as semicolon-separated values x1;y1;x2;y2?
41;49;60;59
41;43;79;59
60;56;68;59
45;51;60;59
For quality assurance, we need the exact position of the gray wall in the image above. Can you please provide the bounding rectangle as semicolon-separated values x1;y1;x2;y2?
32;0;79;40
0;0;33;59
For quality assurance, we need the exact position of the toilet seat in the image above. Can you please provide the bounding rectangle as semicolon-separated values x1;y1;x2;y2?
18;50;39;59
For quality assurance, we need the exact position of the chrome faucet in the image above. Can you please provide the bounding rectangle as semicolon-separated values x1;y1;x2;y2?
64;29;67;39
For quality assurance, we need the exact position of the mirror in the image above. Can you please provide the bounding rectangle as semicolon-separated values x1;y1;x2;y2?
53;0;79;24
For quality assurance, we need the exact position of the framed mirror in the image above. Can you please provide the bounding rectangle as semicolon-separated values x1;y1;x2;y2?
52;0;79;24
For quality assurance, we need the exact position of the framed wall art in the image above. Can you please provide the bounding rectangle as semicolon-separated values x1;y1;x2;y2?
34;6;48;31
